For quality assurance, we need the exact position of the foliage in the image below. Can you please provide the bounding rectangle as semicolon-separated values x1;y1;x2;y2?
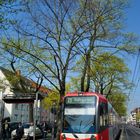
90;52;132;95
0;0;19;29
0;0;139;95
42;90;60;110
0;2;140;138
136;112;140;123
70;52;132;96
0;1;139;124
108;92;127;116
73;0;139;91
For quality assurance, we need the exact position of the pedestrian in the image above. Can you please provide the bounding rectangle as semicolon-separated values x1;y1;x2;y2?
54;120;57;139
16;122;24;140
3;120;10;140
2;120;5;139
42;121;47;138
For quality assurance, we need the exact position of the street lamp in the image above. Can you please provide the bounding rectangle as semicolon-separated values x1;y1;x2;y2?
33;91;39;140
0;87;5;138
33;92;47;140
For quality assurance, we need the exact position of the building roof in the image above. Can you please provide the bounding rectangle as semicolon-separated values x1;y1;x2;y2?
131;107;140;114
0;67;51;98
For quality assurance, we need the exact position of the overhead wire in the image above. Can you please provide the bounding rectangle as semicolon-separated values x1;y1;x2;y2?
127;49;140;108
130;69;140;102
128;50;140;97
132;51;139;80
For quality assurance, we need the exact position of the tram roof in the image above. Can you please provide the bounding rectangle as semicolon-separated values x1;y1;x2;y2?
65;92;107;101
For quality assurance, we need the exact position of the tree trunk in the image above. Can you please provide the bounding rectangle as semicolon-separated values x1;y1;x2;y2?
106;82;113;98
85;55;91;92
81;54;90;91
86;75;90;92
100;81;104;95
55;90;65;140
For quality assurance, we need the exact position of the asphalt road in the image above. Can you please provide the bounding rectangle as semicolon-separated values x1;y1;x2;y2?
120;124;140;140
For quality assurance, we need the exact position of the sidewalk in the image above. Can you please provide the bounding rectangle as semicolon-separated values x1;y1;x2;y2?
39;133;52;140
21;133;52;140
119;128;125;140
46;133;52;139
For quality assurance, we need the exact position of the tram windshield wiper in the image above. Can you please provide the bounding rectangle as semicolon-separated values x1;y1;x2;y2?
79;120;82;132
72;133;79;138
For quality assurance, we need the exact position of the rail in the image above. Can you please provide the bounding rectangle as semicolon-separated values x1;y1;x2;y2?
120;124;140;140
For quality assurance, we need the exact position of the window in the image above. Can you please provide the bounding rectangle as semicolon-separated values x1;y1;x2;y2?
21;104;23;110
99;102;108;131
14;114;18;120
15;104;18;110
27;105;28;111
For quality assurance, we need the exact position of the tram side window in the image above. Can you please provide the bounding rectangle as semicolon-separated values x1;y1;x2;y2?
109;112;113;125
99;102;108;131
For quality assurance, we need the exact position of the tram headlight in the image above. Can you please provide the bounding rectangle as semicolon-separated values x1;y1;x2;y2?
62;134;66;140
90;135;96;140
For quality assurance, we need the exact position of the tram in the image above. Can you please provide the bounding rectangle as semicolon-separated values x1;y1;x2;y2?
60;92;120;140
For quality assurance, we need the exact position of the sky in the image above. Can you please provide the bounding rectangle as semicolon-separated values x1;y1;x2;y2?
0;0;139;114
125;0;140;113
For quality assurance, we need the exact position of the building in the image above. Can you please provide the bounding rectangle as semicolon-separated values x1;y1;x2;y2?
0;67;50;123
126;113;134;124
130;107;140;125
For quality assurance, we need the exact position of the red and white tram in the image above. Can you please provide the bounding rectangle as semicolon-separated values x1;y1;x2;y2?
60;92;120;140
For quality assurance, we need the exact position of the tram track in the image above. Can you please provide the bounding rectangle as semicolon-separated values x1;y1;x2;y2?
119;124;140;140
126;125;140;135
123;126;130;140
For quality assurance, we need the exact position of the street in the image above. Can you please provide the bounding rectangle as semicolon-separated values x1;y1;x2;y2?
119;124;140;140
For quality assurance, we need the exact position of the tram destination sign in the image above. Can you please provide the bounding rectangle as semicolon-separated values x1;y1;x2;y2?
65;96;95;104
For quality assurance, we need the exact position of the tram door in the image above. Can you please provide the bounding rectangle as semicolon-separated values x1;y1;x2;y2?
98;102;109;140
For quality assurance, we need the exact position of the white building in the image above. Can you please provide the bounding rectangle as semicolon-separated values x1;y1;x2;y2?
0;67;49;123
126;114;134;124
130;107;140;125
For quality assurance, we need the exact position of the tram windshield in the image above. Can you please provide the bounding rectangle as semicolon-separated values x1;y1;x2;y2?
63;96;96;134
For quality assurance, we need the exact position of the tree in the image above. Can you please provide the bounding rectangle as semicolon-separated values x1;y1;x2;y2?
108;92;127;116
1;0;139;99
75;0;139;92
70;52;132;96
67;52;129;116
90;52;132;96
0;0;20;30
42;90;60;110
0;1;139;139
136;112;140;124
1;0;80;100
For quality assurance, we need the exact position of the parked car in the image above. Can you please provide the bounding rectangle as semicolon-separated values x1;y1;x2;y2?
11;123;43;140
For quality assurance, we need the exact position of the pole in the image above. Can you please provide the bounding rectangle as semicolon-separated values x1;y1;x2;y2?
51;112;54;140
0;88;5;138
51;102;56;140
33;91;38;140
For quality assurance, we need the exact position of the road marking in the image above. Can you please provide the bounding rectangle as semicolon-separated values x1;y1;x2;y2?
125;126;130;140
119;128;124;140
